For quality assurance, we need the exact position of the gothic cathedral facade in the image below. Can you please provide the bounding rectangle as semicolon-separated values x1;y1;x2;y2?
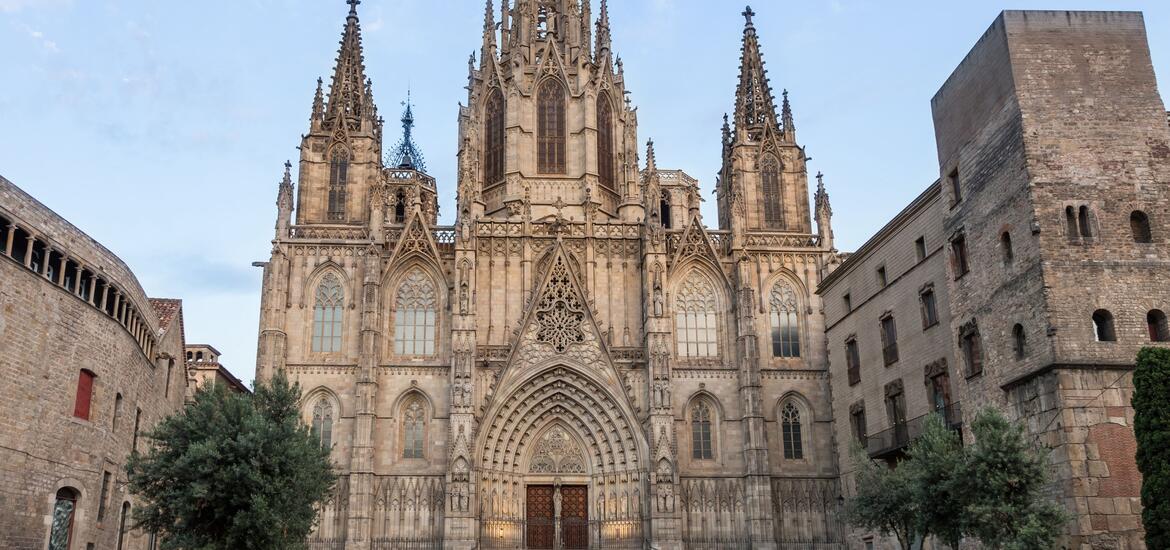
255;2;843;548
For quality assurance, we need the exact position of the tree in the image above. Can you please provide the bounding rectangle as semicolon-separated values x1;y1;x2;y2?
907;414;966;550
844;443;922;550
961;408;1066;550
126;372;335;550
1134;347;1170;548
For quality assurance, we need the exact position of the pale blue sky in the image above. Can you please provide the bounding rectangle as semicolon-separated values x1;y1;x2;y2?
2;0;1167;384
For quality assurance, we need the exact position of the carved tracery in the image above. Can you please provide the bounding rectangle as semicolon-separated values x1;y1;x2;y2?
529;425;586;474
534;256;586;353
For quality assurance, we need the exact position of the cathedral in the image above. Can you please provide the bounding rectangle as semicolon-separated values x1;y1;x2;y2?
255;1;842;548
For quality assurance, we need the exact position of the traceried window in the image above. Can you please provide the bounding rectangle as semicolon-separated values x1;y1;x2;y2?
403;399;426;459
312;273;344;353
675;272;719;358
597;93;615;191
393;269;437;355
761;155;783;228
691;402;714;460
49;487;79;550
483;89;505;185
781;402;804;459
327;149;349;221
537;79;566;174
311;398;333;451
769;281;801;358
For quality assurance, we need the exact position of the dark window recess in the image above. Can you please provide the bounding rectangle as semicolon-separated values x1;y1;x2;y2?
660;193;672;229
948;168;961;205
845;338;860;386
876;266;887;288
915;236;926;263
1000;232;1013;266
1078;206;1092;238
537;79;566;174
1148;310;1169;342
1131;210;1152;243
843;293;852;313
850;405;867;444
920;288;939;329
962;329;983;376
880;315;899;365
597;94;616;191
951;235;969;278
1093;309;1116;342
761;156;784;228
1013;324;1027;359
483;89;506;185
1065;206;1079;241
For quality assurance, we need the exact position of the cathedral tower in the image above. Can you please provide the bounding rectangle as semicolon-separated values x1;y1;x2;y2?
456;0;642;223
717;6;814;235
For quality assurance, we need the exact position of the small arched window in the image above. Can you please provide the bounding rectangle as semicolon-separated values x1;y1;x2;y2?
312;273;344;353
394;269;438;355
1078;206;1092;239
48;487;79;550
1001;231;1014;266
597;93;615;191
1147;309;1168;342
116;501;131;550
1065;206;1079;241
112;393;123;431
403;398;426;459
311;398;333;451
761;155;783;228
537;79;566;174
660;192;672;229
483;89;505;185
769;281;801;358
691;402;714;460
1092;309;1116;342
781;402;804;459
394;190;406;224
1131;210;1152;243
1013;323;1027;359
327;149;349;222
675;272;719;358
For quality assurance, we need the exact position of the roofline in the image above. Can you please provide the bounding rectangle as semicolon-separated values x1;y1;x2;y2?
818;180;942;292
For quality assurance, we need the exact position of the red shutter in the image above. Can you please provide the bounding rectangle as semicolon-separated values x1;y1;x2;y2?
74;370;95;420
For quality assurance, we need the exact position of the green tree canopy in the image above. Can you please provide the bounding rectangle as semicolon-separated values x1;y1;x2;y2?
126;372;335;550
845;443;922;550
1134;347;1170;548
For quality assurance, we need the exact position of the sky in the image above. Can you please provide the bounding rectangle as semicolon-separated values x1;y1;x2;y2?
2;0;1168;385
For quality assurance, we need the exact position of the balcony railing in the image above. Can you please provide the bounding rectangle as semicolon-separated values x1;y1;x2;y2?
866;402;962;459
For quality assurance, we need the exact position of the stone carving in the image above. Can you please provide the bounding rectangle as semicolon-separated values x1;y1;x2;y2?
534;256;586;353
529;425;587;474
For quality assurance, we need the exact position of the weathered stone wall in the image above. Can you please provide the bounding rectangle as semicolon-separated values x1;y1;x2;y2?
0;177;187;550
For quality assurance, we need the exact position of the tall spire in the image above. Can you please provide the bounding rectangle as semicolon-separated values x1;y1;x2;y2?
733;5;780;135
645;138;657;173
325;0;371;131
390;90;427;172
781;88;795;138
275;160;294;238
814;171;833;249
482;0;496;59
311;77;325;124
595;0;612;60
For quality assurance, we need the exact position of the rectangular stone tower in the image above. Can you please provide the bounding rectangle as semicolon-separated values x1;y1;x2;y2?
932;11;1170;548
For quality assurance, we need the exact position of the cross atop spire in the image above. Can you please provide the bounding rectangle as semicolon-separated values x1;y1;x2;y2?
348;0;360;17
742;5;755;28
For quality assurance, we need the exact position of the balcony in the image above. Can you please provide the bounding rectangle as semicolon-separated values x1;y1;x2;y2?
866;402;962;459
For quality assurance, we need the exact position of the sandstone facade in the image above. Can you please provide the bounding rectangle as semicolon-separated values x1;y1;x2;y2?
0;176;189;550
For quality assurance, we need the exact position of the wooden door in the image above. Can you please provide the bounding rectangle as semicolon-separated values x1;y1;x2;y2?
526;485;555;549
561;485;588;549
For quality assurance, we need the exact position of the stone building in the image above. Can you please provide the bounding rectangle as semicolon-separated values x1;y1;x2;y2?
0;176;190;549
185;344;250;395
821;10;1167;550
255;2;841;548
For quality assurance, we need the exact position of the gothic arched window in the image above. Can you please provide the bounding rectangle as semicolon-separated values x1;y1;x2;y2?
781;402;804;459
597;93;615;191
675;272;719;358
403;398;426;459
311;398;333;451
48;487;78;550
761;155;783;228
537;79;566;174
1131;210;1152;243
394;190;406;224
769;281;801;358
394;269;437;355
660;191;672;229
328;149;349;221
484;89;505;185
691;402;714;460
312;273;344;353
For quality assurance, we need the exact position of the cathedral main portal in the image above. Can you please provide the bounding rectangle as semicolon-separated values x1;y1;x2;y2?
525;484;588;549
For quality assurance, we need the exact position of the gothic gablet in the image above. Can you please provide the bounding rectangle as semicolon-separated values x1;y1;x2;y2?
255;2;840;548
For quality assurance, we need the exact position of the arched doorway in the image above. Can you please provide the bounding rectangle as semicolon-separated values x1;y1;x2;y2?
476;365;647;549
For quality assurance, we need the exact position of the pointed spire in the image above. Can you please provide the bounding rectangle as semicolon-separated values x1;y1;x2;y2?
325;0;371;130
814;171;833;249
482;0;497;58
275;160;295;237
595;0;612;60
781;88;795;138
645;138;657;172
311;77;325;124
733;5;780;136
390;90;427;172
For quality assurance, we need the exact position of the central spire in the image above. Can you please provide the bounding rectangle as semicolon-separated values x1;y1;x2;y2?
733;4;781;136
390;90;427;172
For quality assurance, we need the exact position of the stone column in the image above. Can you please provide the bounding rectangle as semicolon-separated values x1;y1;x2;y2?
346;245;382;550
